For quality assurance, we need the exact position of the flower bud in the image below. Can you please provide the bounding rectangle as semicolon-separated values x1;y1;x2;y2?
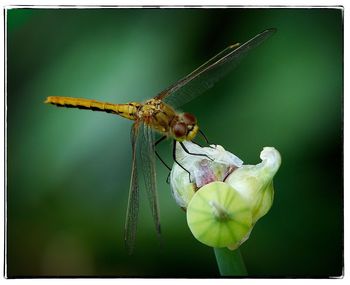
170;141;281;249
186;181;252;248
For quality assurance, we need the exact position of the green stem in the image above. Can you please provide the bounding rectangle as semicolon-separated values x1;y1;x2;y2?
214;247;248;276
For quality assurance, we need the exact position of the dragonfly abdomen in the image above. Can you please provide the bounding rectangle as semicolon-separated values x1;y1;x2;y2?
45;96;140;120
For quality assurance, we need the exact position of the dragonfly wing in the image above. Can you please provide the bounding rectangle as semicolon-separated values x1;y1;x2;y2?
139;124;161;236
125;121;141;254
155;28;276;109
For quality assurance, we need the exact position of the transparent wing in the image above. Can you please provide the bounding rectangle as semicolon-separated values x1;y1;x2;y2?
124;121;141;254
139;124;161;236
155;28;276;109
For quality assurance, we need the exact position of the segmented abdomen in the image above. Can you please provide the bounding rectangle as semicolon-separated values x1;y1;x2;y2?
45;96;140;120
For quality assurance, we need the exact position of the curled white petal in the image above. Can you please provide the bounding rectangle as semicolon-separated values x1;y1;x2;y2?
175;141;243;167
225;147;281;223
170;141;243;208
260;147;281;175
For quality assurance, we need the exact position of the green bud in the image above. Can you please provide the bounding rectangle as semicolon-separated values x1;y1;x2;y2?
187;181;252;248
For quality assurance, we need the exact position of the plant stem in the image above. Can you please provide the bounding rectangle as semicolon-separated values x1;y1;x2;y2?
214;247;248;276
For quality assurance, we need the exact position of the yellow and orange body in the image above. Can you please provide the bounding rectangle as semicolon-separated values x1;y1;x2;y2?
45;96;199;141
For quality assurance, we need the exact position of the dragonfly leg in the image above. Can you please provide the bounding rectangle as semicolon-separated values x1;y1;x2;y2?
155;136;172;171
198;129;210;144
173;140;192;182
191;130;216;149
166;172;171;184
179;141;214;161
191;140;205;148
198;129;216;149
156;151;171;171
155;135;167;146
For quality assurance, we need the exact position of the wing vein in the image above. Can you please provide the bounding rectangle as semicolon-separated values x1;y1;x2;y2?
140;124;161;236
124;121;141;254
155;29;276;108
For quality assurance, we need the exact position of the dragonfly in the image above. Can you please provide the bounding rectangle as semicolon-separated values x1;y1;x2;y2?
45;28;276;253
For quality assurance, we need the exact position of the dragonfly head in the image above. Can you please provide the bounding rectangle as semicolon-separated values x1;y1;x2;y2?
172;113;199;141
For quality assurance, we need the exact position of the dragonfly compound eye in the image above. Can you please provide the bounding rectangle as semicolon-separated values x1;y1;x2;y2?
182;113;197;125
173;122;187;139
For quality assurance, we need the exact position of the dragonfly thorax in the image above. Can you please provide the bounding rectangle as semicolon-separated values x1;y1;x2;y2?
138;99;198;141
171;112;199;142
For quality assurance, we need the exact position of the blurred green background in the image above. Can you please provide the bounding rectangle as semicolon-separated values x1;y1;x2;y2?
7;8;343;277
